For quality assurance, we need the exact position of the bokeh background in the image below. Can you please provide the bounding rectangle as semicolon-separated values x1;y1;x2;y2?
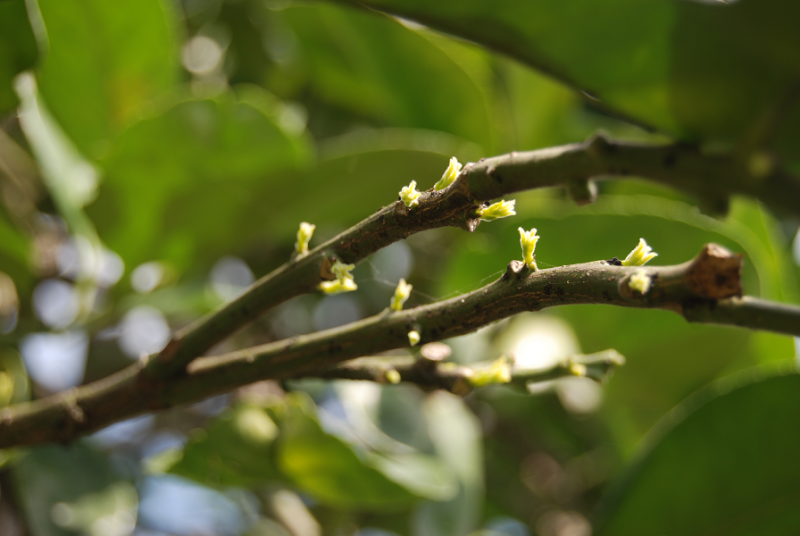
1;0;799;535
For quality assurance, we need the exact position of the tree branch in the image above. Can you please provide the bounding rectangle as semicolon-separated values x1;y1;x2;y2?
294;349;626;394
146;135;800;379
2;244;799;448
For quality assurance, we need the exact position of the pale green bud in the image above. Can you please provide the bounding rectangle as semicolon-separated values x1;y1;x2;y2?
628;270;652;294
622;238;658;266
477;199;516;222
294;222;315;256
390;278;413;311
385;369;401;384
470;356;512;387
399;180;422;209
319;260;358;294
319;278;357;294
408;330;421;347
434;156;462;191
568;361;587;377
330;260;355;281
518;227;540;270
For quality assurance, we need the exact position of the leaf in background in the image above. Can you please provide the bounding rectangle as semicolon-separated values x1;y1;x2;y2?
594;367;800;536
36;0;178;159
280;3;495;152
0;0;37;116
348;0;800;153
278;392;445;510
412;391;483;536
161;403;283;489
89;87;311;270
12;442;134;536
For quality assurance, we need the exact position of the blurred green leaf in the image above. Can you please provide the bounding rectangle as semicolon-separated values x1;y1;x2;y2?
0;208;32;291
0;348;30;406
278;392;444;510
350;0;800;161
412;391;483;536
280;3;495;151
163;403;284;489
12;442;124;536
89;87;311;270
594;367;800;535
36;0;178;158
0;0;37;115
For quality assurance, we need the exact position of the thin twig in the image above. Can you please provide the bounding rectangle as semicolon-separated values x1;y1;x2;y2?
296;349;626;394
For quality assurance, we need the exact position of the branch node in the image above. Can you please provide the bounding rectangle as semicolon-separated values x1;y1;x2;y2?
586;131;614;158
320;257;335;280
157;336;183;364
503;260;525;281
685;244;743;299
394;199;408;217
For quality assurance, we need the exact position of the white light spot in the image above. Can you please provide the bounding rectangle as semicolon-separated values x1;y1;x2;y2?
33;278;80;329
91;415;155;449
131;262;165;294
118;306;170;359
536;509;591;536
271;298;313;338
96;248;124;287
313;294;361;331
20;330;88;392
500;315;579;371
211;256;254;301
556;377;603;414
138;475;248;536
370;241;414;283
279;102;307;135
182;36;224;75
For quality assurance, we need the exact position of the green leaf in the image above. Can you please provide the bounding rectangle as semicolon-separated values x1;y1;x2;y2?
280;3;495;151
277;392;445;510
89;87;311;270
594;368;800;536
162;403;284;489
412;392;483;536
11;442;126;536
36;0;178;158
349;0;800;149
0;0;37;115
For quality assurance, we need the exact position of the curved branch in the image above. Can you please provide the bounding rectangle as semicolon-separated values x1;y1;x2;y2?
147;136;800;379
2;244;799;448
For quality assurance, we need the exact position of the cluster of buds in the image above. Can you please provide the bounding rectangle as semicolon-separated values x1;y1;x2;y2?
399;180;422;209
319;260;357;294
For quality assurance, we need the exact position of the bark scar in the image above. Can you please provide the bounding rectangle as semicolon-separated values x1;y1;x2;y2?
685;244;743;299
